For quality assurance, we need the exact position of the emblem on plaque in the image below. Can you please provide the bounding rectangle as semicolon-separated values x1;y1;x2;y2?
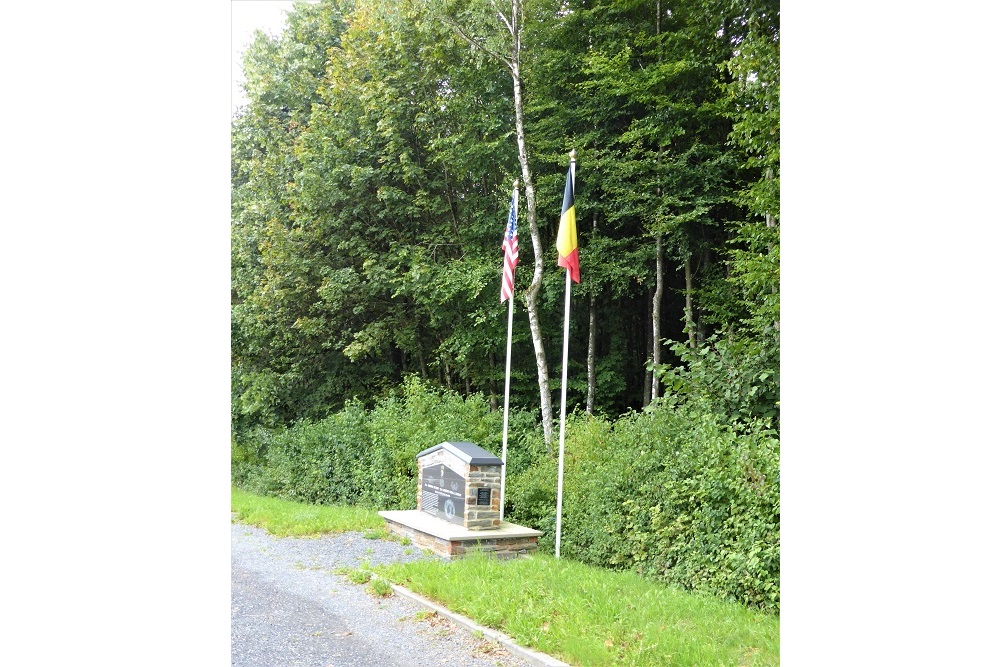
420;462;466;526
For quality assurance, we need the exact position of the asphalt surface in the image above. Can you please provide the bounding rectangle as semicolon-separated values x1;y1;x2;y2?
231;519;530;667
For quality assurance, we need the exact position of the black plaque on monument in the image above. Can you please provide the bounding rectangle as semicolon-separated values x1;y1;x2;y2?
477;487;491;506
420;463;466;526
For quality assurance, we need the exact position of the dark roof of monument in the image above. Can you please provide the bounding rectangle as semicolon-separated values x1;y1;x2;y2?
416;441;503;466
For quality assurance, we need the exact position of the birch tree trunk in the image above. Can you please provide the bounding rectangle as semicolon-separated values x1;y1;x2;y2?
684;257;697;349
586;211;597;414
643;289;653;407
437;0;555;444
651;234;664;401
509;0;554;445
650;5;664;400
766;167;778;333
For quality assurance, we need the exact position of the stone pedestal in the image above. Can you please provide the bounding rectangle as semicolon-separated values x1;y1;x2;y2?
379;510;542;560
379;440;542;560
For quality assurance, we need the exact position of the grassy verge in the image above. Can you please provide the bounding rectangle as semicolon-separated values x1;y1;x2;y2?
231;486;383;536
231;489;778;665
378;553;779;667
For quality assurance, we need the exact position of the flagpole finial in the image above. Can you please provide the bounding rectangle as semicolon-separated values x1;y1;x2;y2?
513;179;519;188
569;149;577;161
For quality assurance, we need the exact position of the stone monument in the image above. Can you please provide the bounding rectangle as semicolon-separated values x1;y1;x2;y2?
379;441;542;559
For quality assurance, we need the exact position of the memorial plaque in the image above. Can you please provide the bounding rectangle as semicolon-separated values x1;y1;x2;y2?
420;462;466;526
416;441;504;531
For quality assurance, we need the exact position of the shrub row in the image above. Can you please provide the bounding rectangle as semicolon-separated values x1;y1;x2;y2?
567;402;778;612
233;376;540;508
232;377;779;613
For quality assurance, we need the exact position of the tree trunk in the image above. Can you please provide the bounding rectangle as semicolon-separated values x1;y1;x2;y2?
765;167;778;332
697;248;709;345
765;167;776;230
437;0;554;444
651;234;664;401
586;216;598;415
684;256;696;349
510;0;554;446
489;352;499;412
643;289;653;407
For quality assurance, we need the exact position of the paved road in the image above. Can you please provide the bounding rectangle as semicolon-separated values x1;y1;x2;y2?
231;520;529;667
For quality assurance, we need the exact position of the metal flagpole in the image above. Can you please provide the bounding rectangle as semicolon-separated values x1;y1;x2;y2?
555;151;576;558
500;183;518;522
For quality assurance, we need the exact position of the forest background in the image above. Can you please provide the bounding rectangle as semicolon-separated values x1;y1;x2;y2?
230;0;779;434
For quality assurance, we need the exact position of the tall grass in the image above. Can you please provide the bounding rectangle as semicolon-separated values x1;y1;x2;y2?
378;552;778;666
231;487;382;536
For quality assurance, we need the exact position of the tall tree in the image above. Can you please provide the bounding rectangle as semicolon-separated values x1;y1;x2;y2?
431;0;557;445
230;0;780;432
231;0;354;431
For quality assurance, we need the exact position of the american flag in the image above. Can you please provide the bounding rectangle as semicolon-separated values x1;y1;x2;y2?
500;188;519;302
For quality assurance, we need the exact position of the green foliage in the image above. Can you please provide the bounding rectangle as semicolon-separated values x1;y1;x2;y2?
237;376;526;510
504;449;557;552
230;432;264;489
366;577;394;598
659;334;779;428
503;404;779;613
366;375;506;508
232;0;781;427
240;400;371;505
232;0;534;430
555;405;780;613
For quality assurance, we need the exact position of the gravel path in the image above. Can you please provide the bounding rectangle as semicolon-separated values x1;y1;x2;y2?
231;519;531;667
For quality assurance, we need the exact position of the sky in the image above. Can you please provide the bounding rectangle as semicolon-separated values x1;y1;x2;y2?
232;0;303;112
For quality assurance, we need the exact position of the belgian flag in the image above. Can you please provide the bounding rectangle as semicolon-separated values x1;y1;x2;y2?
555;165;580;283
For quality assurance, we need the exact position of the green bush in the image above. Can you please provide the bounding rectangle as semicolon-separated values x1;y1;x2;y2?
364;375;509;508
230;431;264;489
659;334;779;429
557;403;780;613
504;450;557;553
235;376;536;511
240;400;371;505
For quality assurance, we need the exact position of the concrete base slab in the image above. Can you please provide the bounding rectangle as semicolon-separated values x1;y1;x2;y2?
379;510;542;560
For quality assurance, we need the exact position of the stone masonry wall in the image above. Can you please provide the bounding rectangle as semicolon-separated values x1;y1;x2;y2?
449;535;538;559
416;462;424;512
381;517;538;560
464;463;501;530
